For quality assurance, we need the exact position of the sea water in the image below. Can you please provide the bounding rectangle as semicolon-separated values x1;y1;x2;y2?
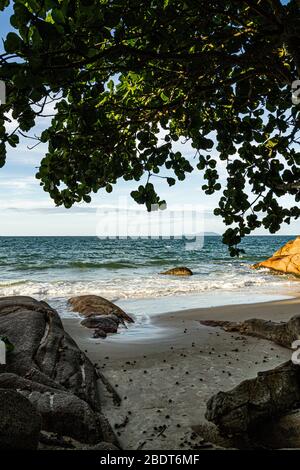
0;236;298;338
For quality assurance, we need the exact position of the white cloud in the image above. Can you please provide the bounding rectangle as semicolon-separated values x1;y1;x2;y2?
0;176;37;190
4;111;19;134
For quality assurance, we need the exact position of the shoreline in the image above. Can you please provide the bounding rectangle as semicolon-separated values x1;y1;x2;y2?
62;293;300;449
156;291;300;325
62;293;300;360
57;283;300;337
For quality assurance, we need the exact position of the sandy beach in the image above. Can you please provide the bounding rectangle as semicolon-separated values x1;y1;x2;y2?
62;293;300;450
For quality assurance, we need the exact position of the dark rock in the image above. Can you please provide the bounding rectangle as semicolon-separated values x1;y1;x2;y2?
93;329;107;339
200;320;231;328
68;295;134;323
0;296;117;447
206;361;300;435
0;388;41;450
81;315;119;333
254;409;300;449
97;413;119;444
38;430;119;450
85;441;120;450
39;431;76;449
161;267;193;276
200;408;300;449
0;296;99;407
201;315;300;348
202;313;300;447
0;372;102;444
23;390;102;444
39;431;75;450
0;372;62;394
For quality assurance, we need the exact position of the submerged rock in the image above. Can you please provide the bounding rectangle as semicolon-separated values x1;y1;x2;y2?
0;388;41;450
161;267;193;276
253;236;300;276
68;295;134;323
83;316;120;339
81;314;120;333
93;328;107;339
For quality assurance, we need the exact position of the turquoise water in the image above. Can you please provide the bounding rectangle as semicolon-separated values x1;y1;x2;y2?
0;236;298;326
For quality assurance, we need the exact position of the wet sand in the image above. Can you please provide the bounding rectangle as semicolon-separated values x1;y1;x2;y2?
62;294;300;450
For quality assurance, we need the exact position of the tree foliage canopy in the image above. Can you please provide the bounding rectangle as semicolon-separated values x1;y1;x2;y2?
0;0;299;254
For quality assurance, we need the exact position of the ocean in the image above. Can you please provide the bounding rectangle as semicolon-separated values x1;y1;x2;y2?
0;236;298;337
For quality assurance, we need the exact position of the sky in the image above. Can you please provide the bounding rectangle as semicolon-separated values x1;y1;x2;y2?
0;1;298;237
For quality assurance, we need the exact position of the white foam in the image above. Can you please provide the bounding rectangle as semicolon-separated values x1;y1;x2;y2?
0;271;293;302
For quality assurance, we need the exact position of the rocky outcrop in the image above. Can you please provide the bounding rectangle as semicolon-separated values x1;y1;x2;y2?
195;409;300;450
84;441;120;450
201;315;300;348
0;296;98;406
0;388;41;449
81;315;120;339
203;312;300;445
206;361;300;436
161;267;193;276
81;314;120;330
69;295;134;339
253;236;300;276
69;295;134;323
203;311;300;446
0;373;104;443
255;409;300;449
0;296;117;448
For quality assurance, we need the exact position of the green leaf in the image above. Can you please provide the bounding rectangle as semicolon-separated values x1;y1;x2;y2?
160;92;169;102
0;0;9;11
4;32;22;53
167;177;176;186
8;134;19;147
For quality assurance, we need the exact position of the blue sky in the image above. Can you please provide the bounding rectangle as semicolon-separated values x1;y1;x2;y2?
0;1;298;236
